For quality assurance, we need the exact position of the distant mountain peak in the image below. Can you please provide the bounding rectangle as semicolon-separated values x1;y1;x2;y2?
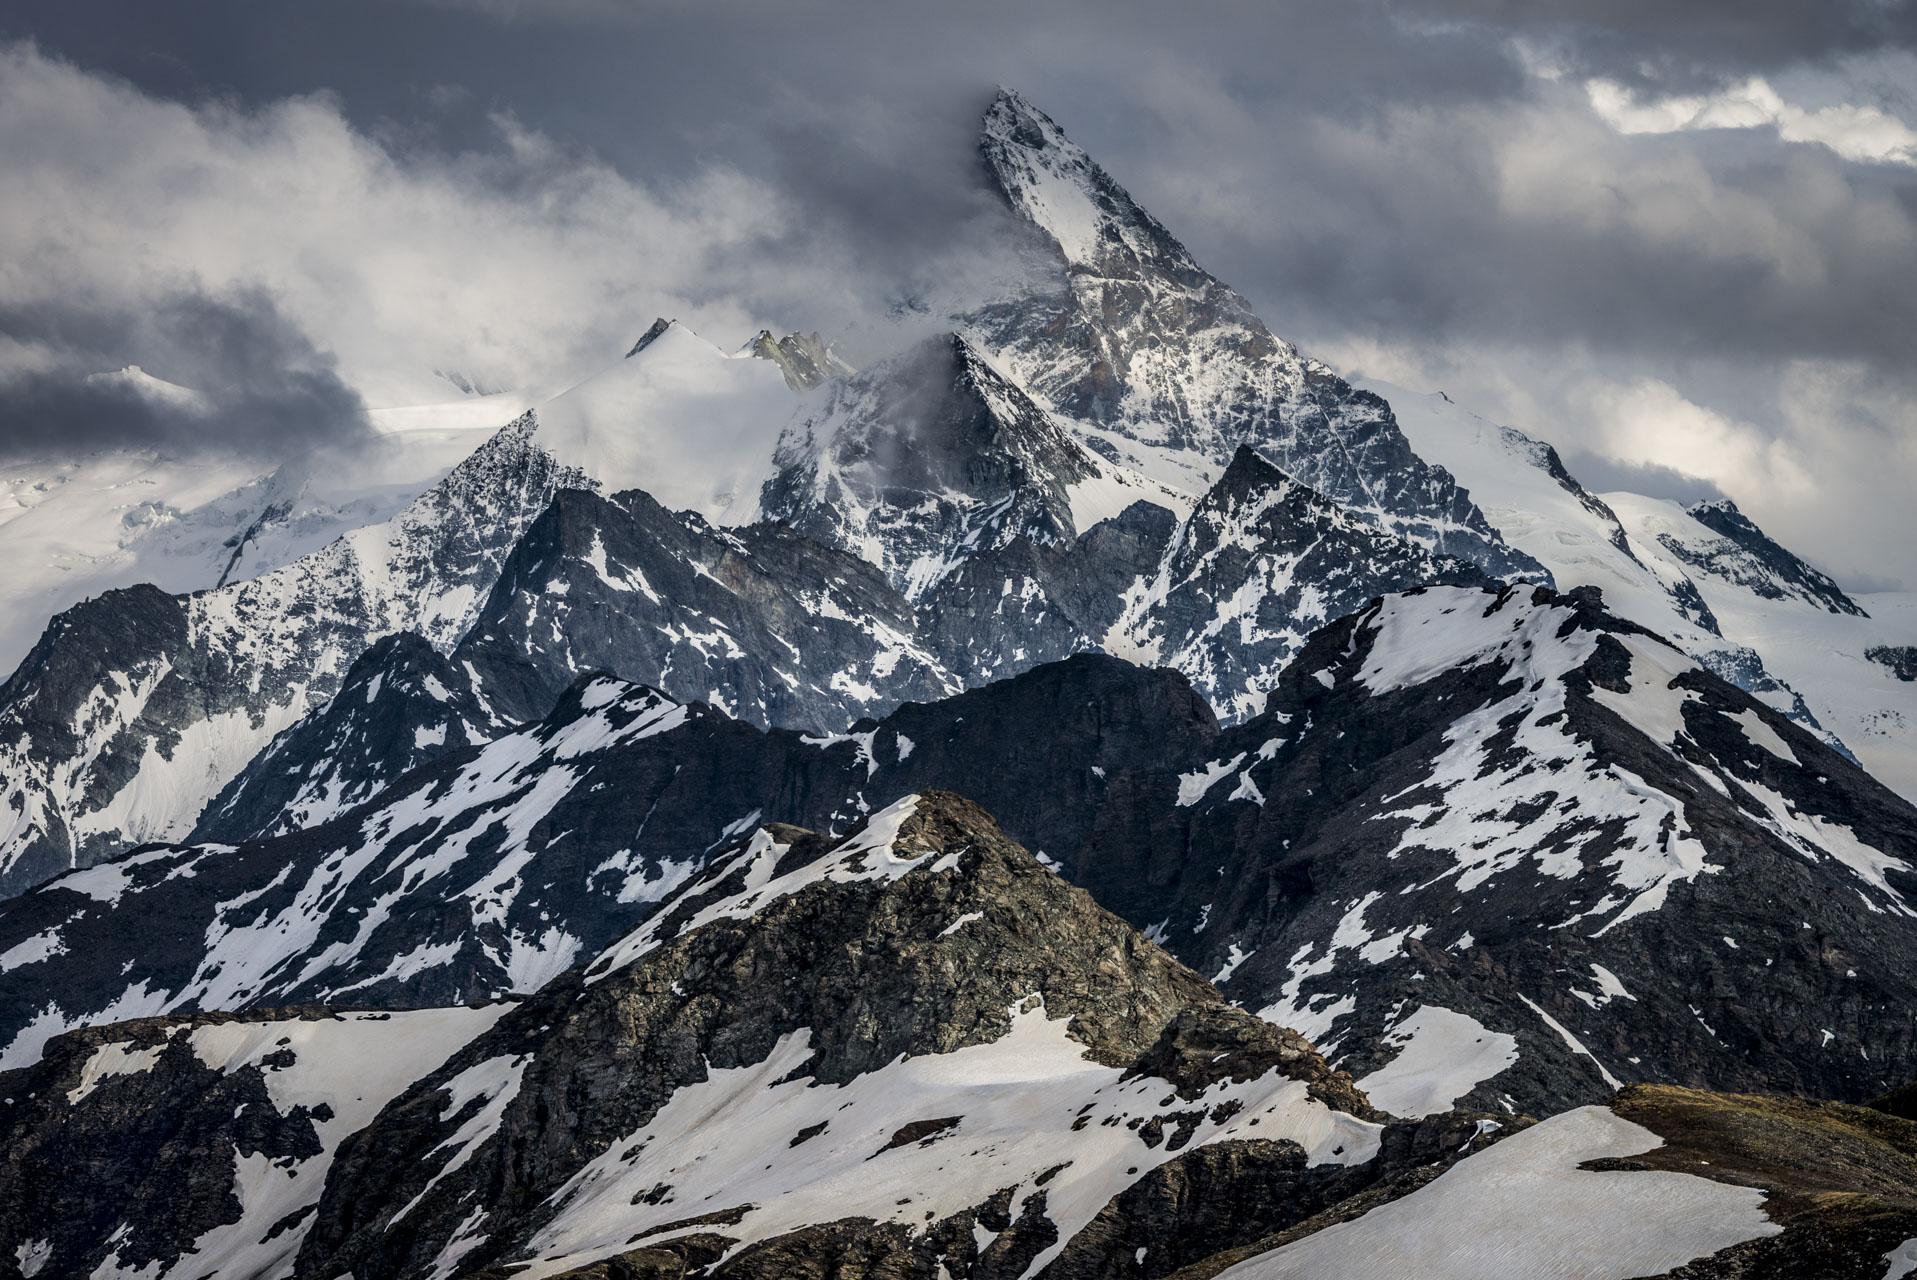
980;87;1197;279
1681;496;1866;617
624;317;673;358
745;327;856;391
968;92;1543;583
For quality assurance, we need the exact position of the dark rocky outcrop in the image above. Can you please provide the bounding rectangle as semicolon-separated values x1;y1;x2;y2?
0;655;1216;1063
290;793;1378;1279
194;631;498;843
1075;584;1917;1114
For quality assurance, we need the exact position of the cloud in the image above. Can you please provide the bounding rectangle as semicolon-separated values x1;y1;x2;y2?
0;39;1028;434
1588;75;1917;166
0;286;370;457
1404;0;1917;80
1577;377;1814;497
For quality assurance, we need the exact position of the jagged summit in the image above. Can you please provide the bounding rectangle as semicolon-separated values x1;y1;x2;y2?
624;316;673;358
980;87;1201;280
969;92;1544;583
1108;444;1496;718
1683;495;1866;617
744;328;855;391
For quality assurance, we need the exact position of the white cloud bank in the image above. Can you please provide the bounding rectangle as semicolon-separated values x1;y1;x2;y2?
1587;75;1917;168
0;41;967;413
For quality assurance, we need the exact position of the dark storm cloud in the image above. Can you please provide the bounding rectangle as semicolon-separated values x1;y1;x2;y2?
0;289;372;457
1404;0;1917;83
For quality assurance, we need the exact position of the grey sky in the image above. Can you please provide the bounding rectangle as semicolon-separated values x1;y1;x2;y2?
1;0;1913;586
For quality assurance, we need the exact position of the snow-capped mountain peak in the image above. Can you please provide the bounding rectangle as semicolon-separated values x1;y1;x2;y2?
980;87;1202;280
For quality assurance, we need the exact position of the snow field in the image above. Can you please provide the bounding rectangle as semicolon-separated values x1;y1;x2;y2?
1221;1106;1778;1280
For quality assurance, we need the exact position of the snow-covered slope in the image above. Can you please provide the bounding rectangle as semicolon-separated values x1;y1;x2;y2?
0;657;1216;1069
192;631;502;843
0;1004;511;1280
267;793;1396;1280
0;414;591;896
1378;380;1866;752
1108;446;1493;719
761;331;1184;599
530;320;797;524
1075;583;1917;1113
1218;1104;1776;1279
0;404;511;674
1373;376;1917;803
1608;493;1917;803
11;792;1910;1280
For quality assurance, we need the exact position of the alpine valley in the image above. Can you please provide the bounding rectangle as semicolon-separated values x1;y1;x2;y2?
3;90;1917;1280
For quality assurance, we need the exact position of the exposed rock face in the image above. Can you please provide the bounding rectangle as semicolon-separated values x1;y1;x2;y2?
193;631;498;843
289;793;1380;1280
913;499;1178;687
760;332;1136;599
1869;645;1917;683
1108;447;1494;719
452;485;958;731
0;655;1217;1067
0;1005;505;1280
745;328;855;391
6;715;1917;1279
1682;498;1866;616
0;792;1550;1280
1074;584;1917;1115
0;415;591;896
965;89;1539;583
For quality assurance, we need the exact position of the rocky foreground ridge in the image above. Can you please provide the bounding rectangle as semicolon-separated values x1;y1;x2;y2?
6;793;1914;1280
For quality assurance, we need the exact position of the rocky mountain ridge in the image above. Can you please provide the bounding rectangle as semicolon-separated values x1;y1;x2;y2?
5;793;1913;1279
8;586;1916;1130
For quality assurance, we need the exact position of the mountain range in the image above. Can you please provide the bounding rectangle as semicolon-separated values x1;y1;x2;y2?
2;88;1916;1279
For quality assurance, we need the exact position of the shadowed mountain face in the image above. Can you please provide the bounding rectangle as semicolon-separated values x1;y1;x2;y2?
1075;584;1917;1116
7;794;1915;1280
0;655;1218;1069
0;416;591;897
7;586;1917;1128
0;792;1463;1280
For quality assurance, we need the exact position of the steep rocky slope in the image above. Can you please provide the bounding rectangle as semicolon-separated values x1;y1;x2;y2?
0;657;1216;1069
0;416;590;896
1106;447;1492;719
194;632;500;843
9;793;1904;1280
1076;584;1917;1115
759;332;1177;599
10;587;1917;1125
964;90;1538;582
0;793;1470;1280
450;484;960;731
0;1005;509;1280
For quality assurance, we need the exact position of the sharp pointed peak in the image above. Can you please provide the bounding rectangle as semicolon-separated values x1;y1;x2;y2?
624;317;675;358
981;86;1083;158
